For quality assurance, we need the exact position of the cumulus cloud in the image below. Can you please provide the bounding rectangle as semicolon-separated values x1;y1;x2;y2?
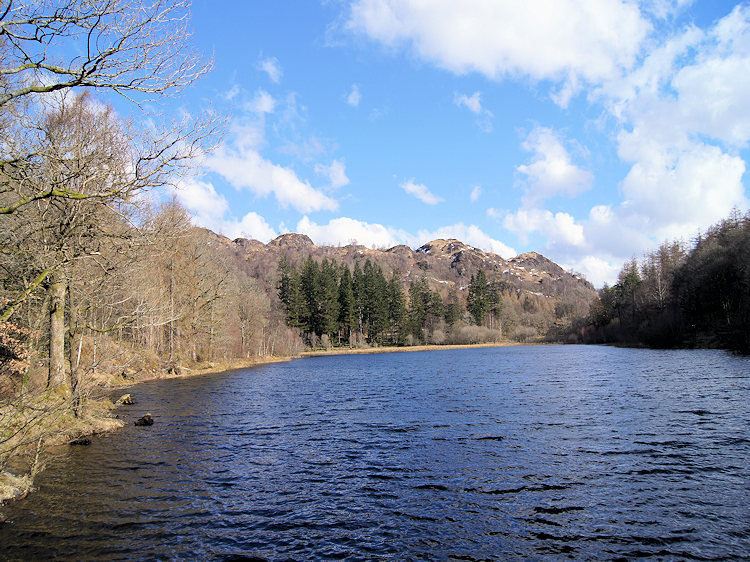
246;90;276;114
470;185;482;202
503;208;585;247
296;216;404;248
417;223;516;258
315;159;350;189
454;91;494;131
347;0;650;102
561;256;621;289
206;139;338;213
346;84;361;107
224;212;278;241
400;179;444;205
258;56;283;83
517;127;593;204
295;216;516;258
598;5;750;245
174;178;229;220
618;138;747;240
224;84;240;101
173;178;278;242
670;6;750;147
640;0;693;20
454;91;482;114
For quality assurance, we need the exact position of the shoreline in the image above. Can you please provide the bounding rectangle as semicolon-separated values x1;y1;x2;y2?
117;341;535;387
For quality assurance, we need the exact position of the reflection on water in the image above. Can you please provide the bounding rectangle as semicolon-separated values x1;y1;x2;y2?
1;345;749;559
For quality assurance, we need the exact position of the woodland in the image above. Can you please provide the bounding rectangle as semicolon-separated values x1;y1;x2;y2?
580;210;750;354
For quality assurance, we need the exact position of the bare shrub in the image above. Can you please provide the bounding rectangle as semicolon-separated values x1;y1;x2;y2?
510;326;537;342
320;334;331;350
272;328;305;357
429;328;446;345
448;325;502;345
350;332;370;349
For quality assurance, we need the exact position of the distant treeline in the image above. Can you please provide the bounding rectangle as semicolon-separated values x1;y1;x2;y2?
579;210;750;353
276;257;504;348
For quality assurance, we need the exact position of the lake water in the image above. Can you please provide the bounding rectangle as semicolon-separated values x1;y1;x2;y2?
1;345;749;560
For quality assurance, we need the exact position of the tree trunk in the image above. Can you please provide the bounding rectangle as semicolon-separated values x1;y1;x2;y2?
169;260;175;362
68;288;82;415
48;277;68;391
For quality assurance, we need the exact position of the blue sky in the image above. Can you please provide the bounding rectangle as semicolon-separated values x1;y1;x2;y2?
168;1;749;287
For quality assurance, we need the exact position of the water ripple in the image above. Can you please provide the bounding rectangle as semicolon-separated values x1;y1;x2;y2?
1;346;749;560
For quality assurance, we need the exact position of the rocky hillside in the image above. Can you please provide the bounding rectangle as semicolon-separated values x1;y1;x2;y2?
207;231;595;316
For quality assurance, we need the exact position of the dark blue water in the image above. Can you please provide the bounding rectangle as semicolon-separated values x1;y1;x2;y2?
1;345;749;560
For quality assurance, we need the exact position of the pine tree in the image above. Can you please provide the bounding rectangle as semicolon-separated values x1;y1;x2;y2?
317;258;340;338
467;270;489;325
363;260;388;343
338;266;357;344
300;256;319;334
387;272;408;345
277;257;305;330
444;288;462;326
487;284;503;331
352;261;365;333
408;278;428;341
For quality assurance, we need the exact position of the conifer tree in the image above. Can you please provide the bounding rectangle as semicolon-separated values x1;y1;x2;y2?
444;288;462;326
363;260;389;342
408;278;428;341
338;267;357;344
387;272;408;345
300;256;319;334
277;257;305;331
352;262;365;333
317;259;340;338
467;270;490;325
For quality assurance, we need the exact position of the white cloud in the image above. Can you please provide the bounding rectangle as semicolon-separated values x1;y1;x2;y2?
295;216;516;258
670;6;750;147
417;223;516;258
258;56;282;83
347;0;650;102
562;256;621;289
503;208;585;247
470;185;482;202
346;84;361;107
297;216;404;248
315;159;350;189
246;90;275;114
400;179;443;205
224;84;240;101
600;6;750;247
173;178;278;242
454;91;482;114
224;211;278;241
517;127;593;204
174;178;229;220
596;25;704;120
206;143;338;213
619;139;747;240
640;0;694;20
454;91;494;131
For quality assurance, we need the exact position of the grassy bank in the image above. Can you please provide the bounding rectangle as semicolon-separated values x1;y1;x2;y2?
300;341;524;358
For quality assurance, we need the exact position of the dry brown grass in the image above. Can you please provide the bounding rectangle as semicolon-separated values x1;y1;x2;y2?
300;341;525;358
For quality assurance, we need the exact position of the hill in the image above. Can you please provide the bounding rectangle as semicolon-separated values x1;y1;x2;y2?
203;230;596;343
